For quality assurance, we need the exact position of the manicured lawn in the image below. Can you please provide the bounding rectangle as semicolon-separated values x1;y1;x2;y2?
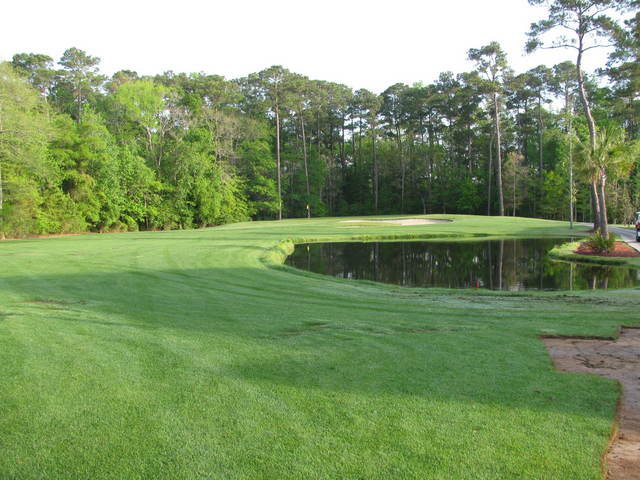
0;215;636;479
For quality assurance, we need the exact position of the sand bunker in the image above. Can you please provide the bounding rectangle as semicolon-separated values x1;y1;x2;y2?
340;218;450;226
543;328;640;480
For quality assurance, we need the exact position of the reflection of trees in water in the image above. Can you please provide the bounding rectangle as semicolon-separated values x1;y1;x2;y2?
287;240;640;291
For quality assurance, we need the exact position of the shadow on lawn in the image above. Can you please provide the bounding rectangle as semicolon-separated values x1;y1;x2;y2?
1;264;629;336
224;347;619;424
0;263;628;425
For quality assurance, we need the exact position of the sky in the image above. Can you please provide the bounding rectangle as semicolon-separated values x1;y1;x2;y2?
1;0;615;93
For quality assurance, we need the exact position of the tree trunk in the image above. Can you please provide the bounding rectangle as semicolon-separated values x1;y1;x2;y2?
275;102;282;220
357;115;362;166
488;134;493;216
466;123;472;176
427;122;435;214
0;159;4;240
576;37;602;235
372;124;378;213
576;47;596;151
590;182;601;232
398;130;405;214
351;117;356;169
0;105;4;240
340;116;345;169
569;139;574;228
394;124;405;213
401;162;406;214
327;119;334;214
144;126;159;172
513;163;517;217
538;96;544;214
598;172;609;238
300;110;310;198
76;82;82;124
316;110;321;153
568;114;574;229
493;92;504;216
0;159;3;212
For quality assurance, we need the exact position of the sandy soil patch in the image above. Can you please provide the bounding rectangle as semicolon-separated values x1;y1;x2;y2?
340;218;450;226
543;328;640;480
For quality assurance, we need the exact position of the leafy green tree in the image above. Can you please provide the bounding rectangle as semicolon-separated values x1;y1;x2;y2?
575;124;638;235
358;89;382;212
106;70;139;93
112;146;160;230
11;53;55;99
239;137;279;218
55;48;104;123
503;152;529;216
380;83;408;212
607;12;640;137
164;128;249;227
288;73;313;209
0;63;53;238
551;61;579;226
113;79;168;171
527;66;553;181
243;66;292;219
469;42;512;216
49;113;108;229
2;30;640;236
527;0;636;235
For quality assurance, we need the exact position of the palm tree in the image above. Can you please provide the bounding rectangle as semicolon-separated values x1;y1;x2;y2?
575;125;636;239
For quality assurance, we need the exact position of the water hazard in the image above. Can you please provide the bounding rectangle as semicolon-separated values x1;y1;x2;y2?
285;238;640;291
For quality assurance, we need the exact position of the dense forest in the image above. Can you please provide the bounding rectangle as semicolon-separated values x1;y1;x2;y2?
1;1;638;238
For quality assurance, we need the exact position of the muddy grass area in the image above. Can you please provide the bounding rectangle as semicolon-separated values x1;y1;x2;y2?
575;241;640;258
543;328;640;480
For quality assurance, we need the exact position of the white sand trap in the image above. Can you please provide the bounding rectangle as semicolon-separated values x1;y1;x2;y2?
340;218;450;226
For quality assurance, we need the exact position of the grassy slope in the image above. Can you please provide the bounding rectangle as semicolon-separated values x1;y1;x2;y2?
0;215;637;480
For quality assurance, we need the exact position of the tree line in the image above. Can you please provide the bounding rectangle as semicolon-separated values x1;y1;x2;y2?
1;0;638;239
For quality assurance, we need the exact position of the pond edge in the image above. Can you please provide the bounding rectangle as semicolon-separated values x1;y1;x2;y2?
549;241;640;268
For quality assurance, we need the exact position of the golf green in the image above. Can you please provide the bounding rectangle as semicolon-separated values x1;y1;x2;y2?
0;215;635;479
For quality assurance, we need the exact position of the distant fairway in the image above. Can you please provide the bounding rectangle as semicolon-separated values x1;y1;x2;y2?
0;215;636;479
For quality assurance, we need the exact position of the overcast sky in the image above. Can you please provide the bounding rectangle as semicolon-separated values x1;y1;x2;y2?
2;0;613;93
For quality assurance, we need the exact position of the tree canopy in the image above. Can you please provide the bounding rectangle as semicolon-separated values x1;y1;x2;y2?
1;16;639;238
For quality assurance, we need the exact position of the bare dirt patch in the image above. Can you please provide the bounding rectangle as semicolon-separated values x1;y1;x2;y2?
543;328;640;480
575;241;640;258
0;232;86;241
340;218;451;227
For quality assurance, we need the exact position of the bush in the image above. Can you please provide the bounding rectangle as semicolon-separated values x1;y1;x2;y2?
584;232;616;253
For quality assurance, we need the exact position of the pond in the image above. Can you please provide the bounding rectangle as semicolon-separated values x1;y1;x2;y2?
285;238;640;291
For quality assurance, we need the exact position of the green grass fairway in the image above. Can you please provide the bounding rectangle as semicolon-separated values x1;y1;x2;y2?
1;215;636;479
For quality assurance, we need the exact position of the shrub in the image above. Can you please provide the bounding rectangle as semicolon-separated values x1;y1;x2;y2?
584;232;616;253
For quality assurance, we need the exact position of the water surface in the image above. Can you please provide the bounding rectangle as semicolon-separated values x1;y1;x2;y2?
285;238;640;291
